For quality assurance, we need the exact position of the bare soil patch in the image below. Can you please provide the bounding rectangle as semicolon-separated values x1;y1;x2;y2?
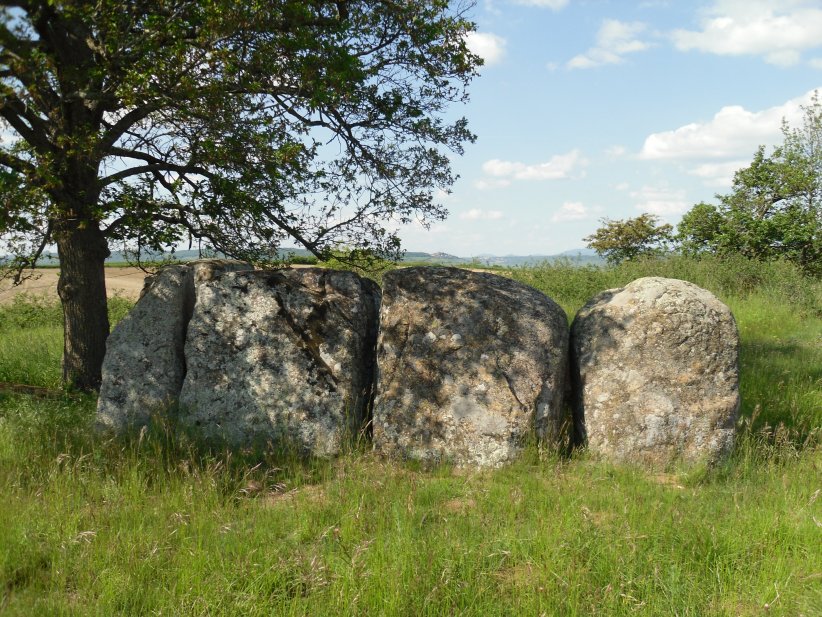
0;267;149;304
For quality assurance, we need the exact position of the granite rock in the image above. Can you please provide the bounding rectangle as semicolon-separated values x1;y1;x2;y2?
96;259;251;431
570;276;739;467
373;267;569;468
178;268;380;455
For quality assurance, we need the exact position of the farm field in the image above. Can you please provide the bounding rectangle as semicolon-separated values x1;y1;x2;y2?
0;267;148;305
0;256;820;616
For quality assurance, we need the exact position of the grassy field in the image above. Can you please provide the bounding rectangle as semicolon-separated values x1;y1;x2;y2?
0;256;820;616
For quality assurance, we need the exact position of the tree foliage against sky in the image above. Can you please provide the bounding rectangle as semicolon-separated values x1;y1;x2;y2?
678;92;822;276
584;213;673;265
0;0;478;267
589;95;821;274
0;0;480;389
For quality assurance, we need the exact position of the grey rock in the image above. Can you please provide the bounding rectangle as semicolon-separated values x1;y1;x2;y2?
571;277;739;467
97;259;251;432
373;267;569;468
178;268;380;456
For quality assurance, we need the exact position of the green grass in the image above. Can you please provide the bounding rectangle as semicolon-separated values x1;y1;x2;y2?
0;294;134;389
1;256;820;615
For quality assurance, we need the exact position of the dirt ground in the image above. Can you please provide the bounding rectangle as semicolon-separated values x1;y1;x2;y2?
0;267;149;304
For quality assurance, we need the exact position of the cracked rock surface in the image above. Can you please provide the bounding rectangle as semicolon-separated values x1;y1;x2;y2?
97;260;251;432
373;267;569;468
179;268;380;455
571;276;739;467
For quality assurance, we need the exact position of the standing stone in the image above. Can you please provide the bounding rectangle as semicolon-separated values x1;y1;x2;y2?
571;277;739;467
96;259;251;432
373;267;569;468
178;268;380;455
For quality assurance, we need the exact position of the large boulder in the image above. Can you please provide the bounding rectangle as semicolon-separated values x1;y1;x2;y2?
97;260;251;432
178;268;380;455
570;277;739;467
373;267;569;468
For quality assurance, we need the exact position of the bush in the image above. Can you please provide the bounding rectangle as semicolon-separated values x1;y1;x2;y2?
0;294;63;332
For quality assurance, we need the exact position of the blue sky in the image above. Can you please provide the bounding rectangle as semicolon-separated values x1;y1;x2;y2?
398;0;822;256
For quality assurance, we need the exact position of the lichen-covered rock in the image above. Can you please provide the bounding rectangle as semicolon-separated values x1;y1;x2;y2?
373;267;569;468
178;268;380;455
96;260;251;432
571;276;739;467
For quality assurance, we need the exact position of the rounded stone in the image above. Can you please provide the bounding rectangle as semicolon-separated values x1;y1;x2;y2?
570;276;740;467
373;266;569;468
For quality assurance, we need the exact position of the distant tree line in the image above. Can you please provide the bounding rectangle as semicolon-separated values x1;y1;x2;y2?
586;93;822;277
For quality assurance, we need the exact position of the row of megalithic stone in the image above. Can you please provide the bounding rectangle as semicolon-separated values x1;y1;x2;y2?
97;260;740;469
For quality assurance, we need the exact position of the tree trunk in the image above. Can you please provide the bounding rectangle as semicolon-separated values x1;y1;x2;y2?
55;220;111;391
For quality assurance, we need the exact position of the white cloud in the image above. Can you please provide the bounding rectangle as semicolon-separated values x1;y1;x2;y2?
459;208;504;220
433;188;451;201
465;32;507;66
639;89;818;160
474;178;511;190
551;201;589;222
568;20;651;69
672;0;822;67
605;145;627;158
512;0;569;9
687;160;747;188
483;0;501;16
631;185;689;215
481;149;588;181
810;58;822;69
397;220;462;252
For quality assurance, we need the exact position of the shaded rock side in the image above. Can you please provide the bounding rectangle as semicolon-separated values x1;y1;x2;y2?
373;267;569;468
97;260;251;432
571;276;739;467
178;268;381;455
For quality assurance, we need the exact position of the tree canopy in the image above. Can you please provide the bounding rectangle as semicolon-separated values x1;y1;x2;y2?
678;93;822;276
0;0;480;389
584;213;673;265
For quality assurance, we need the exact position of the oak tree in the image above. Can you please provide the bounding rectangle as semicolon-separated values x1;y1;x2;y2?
0;1;480;389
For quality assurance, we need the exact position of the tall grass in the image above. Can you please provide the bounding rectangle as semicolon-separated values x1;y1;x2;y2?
508;253;820;317
0;294;134;389
0;256;820;615
509;255;822;442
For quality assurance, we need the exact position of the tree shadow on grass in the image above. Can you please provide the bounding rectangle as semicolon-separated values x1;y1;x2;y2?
0;390;331;498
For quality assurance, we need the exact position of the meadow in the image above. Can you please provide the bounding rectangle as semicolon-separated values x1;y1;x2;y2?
0;256;820;616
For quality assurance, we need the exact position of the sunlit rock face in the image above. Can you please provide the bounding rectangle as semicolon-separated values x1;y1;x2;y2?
97;260;251;432
571;277;739;468
179;268;380;456
373;267;569;468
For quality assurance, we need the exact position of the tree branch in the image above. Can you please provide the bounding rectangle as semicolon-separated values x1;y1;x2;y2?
0;148;35;174
0;91;53;152
98;102;161;152
105;146;215;179
99;159;212;186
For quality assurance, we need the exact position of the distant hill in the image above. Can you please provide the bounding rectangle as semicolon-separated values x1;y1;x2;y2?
465;252;603;267
20;247;604;267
